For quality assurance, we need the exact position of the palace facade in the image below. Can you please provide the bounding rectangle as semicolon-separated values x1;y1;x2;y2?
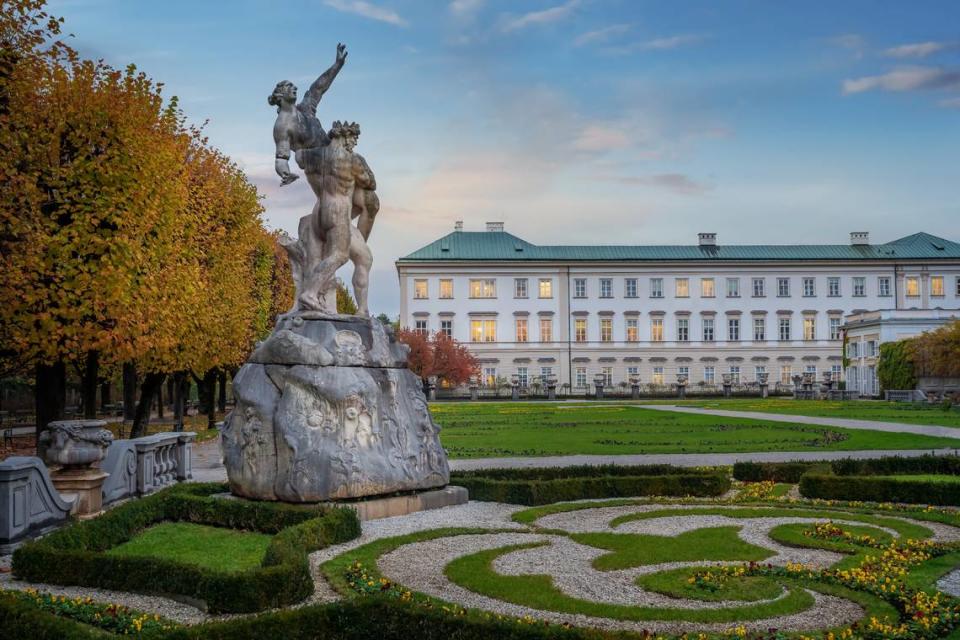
396;223;960;394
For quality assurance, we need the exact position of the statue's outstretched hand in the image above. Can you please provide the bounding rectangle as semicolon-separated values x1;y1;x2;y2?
336;43;348;64
280;172;299;186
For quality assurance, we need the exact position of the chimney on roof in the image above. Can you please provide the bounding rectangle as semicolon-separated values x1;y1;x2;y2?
698;232;717;247
850;231;869;246
454;220;463;231
486;221;504;232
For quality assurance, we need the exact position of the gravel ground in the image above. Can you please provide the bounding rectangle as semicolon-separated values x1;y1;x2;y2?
938;569;960;597
378;532;864;635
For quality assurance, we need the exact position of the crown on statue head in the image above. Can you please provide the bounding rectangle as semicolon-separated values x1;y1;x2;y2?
329;120;361;138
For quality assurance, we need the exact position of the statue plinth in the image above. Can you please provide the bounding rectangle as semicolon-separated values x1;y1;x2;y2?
221;313;450;502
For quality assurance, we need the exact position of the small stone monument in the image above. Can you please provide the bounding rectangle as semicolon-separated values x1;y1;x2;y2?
721;373;733;398
629;376;641;400
545;375;558;401
676;374;689;400
758;372;770;398
38;420;113;518
510;375;520;401
221;44;456;506
593;374;606;400
468;376;479;401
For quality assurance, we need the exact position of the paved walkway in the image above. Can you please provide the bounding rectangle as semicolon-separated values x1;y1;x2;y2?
190;439;960;476
635;404;960;440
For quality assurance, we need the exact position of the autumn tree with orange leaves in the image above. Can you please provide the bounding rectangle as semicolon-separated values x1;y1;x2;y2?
396;329;479;389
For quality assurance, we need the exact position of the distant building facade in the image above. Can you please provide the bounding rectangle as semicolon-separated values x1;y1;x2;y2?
843;308;960;396
396;224;960;393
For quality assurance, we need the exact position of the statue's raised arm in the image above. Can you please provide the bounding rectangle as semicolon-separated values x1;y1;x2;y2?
299;43;347;117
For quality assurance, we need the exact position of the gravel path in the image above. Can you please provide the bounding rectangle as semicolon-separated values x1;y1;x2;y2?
938;569;960;597
378;532;864;635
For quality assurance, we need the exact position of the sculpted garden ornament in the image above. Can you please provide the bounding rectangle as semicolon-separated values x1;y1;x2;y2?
220;44;450;502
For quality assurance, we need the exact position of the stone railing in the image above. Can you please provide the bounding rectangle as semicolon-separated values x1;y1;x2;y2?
0;457;74;554
101;432;194;505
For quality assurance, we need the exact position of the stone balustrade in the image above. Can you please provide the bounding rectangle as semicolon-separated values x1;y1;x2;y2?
101;432;194;503
0;457;75;554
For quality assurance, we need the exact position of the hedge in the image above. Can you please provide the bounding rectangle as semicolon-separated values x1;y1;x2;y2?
11;483;360;614
732;461;830;483
0;593;627;640
800;473;960;506
450;465;729;505
830;454;960;477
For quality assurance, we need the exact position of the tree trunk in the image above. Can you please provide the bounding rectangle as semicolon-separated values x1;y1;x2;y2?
156;383;164;419
82;350;99;419
201;368;217;431
166;377;174;410
35;360;66;441
100;381;111;410
173;371;189;432
217;369;227;412
130;372;165;439
122;362;137;421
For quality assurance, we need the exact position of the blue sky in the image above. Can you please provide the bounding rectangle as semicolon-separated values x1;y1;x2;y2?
49;0;960;315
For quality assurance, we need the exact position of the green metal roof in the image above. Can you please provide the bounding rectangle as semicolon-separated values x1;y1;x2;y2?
398;231;960;263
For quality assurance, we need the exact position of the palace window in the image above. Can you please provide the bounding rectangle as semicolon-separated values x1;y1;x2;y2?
601;367;613;386
651;318;664;342
516;367;528;387
469;279;496;298
879;277;891;297
574;278;587;298
753;317;765;341
470;319;496;342
853;277;866;297
414;319;428;335
831;364;843;379
752;278;765;297
729;366;741;384
652;367;664;385
828;277;840;297
483;367;497;387
677;318;689;342
575;367;587;388
802;277;815;297
539;278;553;298
439;279;454;299
625;278;638;298
627;366;639;378
599;278;612;298
803;317;816;341
754;365;766;381
515;318;528;342
600;318;613;342
414;279;428;299
539;317;553;342
540;366;553;379
829;317;841;340
806;365;817;376
440;319;452;338
575;318;587;342
675;278;689;298
702;318;715;342
704;366;715;384
777;277;790;297
626;318;639;342
514;278;527;298
778;317;791;341
780;365;792;384
650;278;663;298
701;278;715;298
728;318;740;341
678;366;689;379
906;276;920;297
931;276;944;297
726;278;740;298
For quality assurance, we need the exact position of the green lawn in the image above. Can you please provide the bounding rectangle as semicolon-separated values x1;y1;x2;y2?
645;398;960;428
106;522;271;572
431;403;960;458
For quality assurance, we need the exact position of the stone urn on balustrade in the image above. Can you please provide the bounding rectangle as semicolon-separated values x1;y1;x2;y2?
38;420;113;518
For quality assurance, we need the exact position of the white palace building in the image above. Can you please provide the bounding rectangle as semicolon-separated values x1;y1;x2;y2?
396;223;960;395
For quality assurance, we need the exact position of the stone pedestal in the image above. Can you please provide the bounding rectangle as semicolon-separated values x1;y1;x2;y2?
631;383;640;400
546;382;557;401
50;467;108;519
760;384;769;398
511;384;519;401
221;313;450;502
469;384;479;401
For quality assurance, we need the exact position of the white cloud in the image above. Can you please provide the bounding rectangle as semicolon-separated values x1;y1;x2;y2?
323;0;408;27
938;96;960;109
843;66;960;94
574;24;630;47
449;0;483;16
613;173;711;195
501;0;578;33
885;41;958;58
603;34;706;55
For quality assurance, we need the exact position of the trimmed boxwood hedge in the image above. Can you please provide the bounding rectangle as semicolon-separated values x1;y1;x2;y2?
0;592;626;640
10;483;360;614
732;461;830;483
450;464;729;505
830;454;960;477
799;472;960;506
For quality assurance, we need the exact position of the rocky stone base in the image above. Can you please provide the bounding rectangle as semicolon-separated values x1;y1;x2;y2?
221;314;450;502
342;485;468;521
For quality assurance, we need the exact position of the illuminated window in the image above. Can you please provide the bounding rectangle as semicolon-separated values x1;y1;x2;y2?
652;367;664;385
677;318;689;342
539;317;553;342
515;318;528;342
625;318;638;342
701;278;715;298
470;319;496;342
600;318;612;342
804;317;816;341
413;279;428;299
575;318;587;342
675;278;689;298
439;279;453;299
906;277;919;297
538;278;552;298
483;367;497;387
931;276;944;297
651;318;663;342
780;365;792;384
514;278;527;298
469;279;496;298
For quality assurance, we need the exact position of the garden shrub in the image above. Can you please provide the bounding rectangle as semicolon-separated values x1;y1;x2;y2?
10;483;360;614
877;339;917;392
800;473;960;506
732;461;830;483
830;454;960;477
451;465;729;505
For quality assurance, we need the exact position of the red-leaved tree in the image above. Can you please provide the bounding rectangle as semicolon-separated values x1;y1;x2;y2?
396;329;478;387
